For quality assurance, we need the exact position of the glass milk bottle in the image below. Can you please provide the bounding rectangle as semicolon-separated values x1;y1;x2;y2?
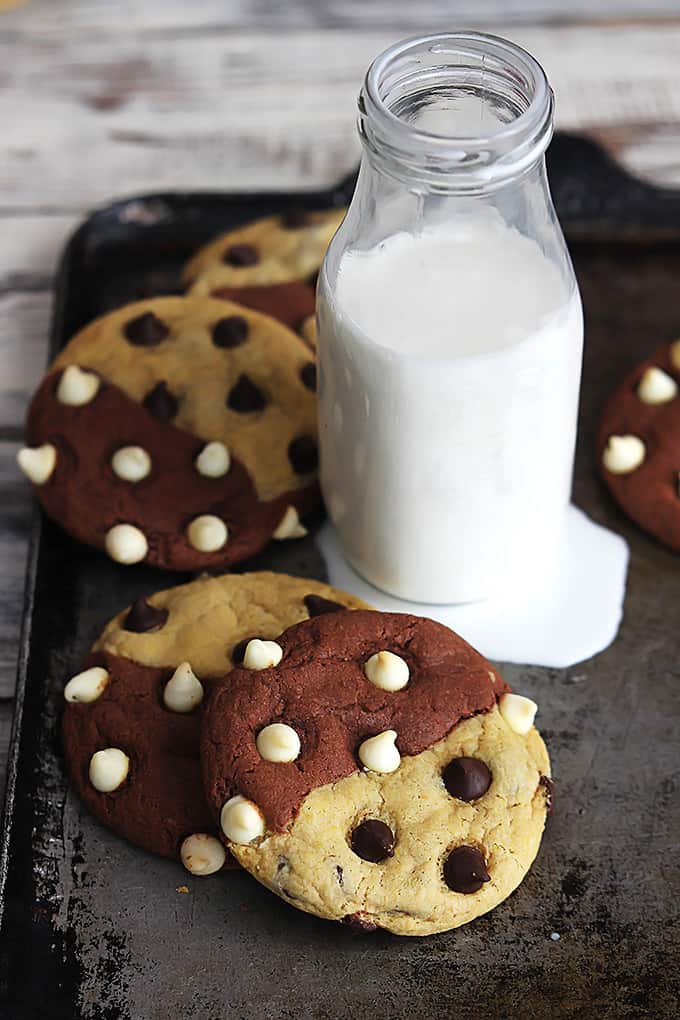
317;32;583;604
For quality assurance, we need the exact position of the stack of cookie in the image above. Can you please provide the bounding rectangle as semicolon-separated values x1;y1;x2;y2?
62;574;551;936
17;210;551;936
62;572;370;871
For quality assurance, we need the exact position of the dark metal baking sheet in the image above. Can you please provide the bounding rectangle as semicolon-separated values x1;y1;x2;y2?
0;135;678;1019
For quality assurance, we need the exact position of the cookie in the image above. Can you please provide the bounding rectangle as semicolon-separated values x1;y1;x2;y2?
202;610;551;935
198;281;317;348
597;339;680;551
182;209;341;345
183;208;343;293
18;296;320;570
62;572;370;872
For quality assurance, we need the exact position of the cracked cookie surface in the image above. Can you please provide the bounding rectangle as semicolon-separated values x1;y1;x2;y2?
235;707;548;935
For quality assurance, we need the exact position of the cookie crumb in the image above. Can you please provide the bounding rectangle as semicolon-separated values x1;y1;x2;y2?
176;885;189;894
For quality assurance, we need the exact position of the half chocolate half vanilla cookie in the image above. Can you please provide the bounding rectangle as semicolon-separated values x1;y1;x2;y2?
18;295;319;570
202;610;551;935
62;571;370;874
182;208;345;345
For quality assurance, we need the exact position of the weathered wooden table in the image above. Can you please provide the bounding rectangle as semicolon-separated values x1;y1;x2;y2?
2;0;680;797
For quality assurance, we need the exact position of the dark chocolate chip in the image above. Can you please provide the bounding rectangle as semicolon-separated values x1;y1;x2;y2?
300;362;317;391
223;243;259;267
123;597;169;634
443;846;490;894
288;435;318;474
142;381;178;421
304;594;346;617
213;315;249;348
350;820;395;863
539;774;554;814
280;208;310;229
443;758;492;802
227;374;267;413
123;311;169;347
231;636;261;664
341;913;378;933
336;865;344;886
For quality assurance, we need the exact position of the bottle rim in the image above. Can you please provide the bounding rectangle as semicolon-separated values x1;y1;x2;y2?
360;31;554;189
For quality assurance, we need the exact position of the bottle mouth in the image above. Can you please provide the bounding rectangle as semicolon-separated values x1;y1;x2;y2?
360;32;554;191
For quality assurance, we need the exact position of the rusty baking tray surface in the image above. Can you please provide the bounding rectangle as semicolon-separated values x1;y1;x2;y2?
0;135;678;1019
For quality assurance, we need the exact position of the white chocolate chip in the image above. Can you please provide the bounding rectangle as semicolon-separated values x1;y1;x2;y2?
105;523;148;564
186;514;228;552
163;661;204;713
243;639;283;670
89;748;130;792
272;505;308;540
16;444;57;485
256;723;301;763
111;445;152;482
220;794;265;844
364;651;409;692
64;666;110;703
602;435;646;474
637;366;678;405
358;730;401;773
57;365;100;406
195;441;231;478
180;833;226;876
499;692;538;735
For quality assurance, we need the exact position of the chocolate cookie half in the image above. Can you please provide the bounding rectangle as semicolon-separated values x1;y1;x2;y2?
62;572;370;873
202;610;551;934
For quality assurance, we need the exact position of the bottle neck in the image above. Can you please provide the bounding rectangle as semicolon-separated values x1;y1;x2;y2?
358;32;554;196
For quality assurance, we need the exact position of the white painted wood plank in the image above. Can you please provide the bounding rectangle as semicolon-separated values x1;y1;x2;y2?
0;442;33;700
3;0;680;36
592;123;680;188
3;0;680;35
0;215;79;290
0;291;52;429
2;24;680;213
